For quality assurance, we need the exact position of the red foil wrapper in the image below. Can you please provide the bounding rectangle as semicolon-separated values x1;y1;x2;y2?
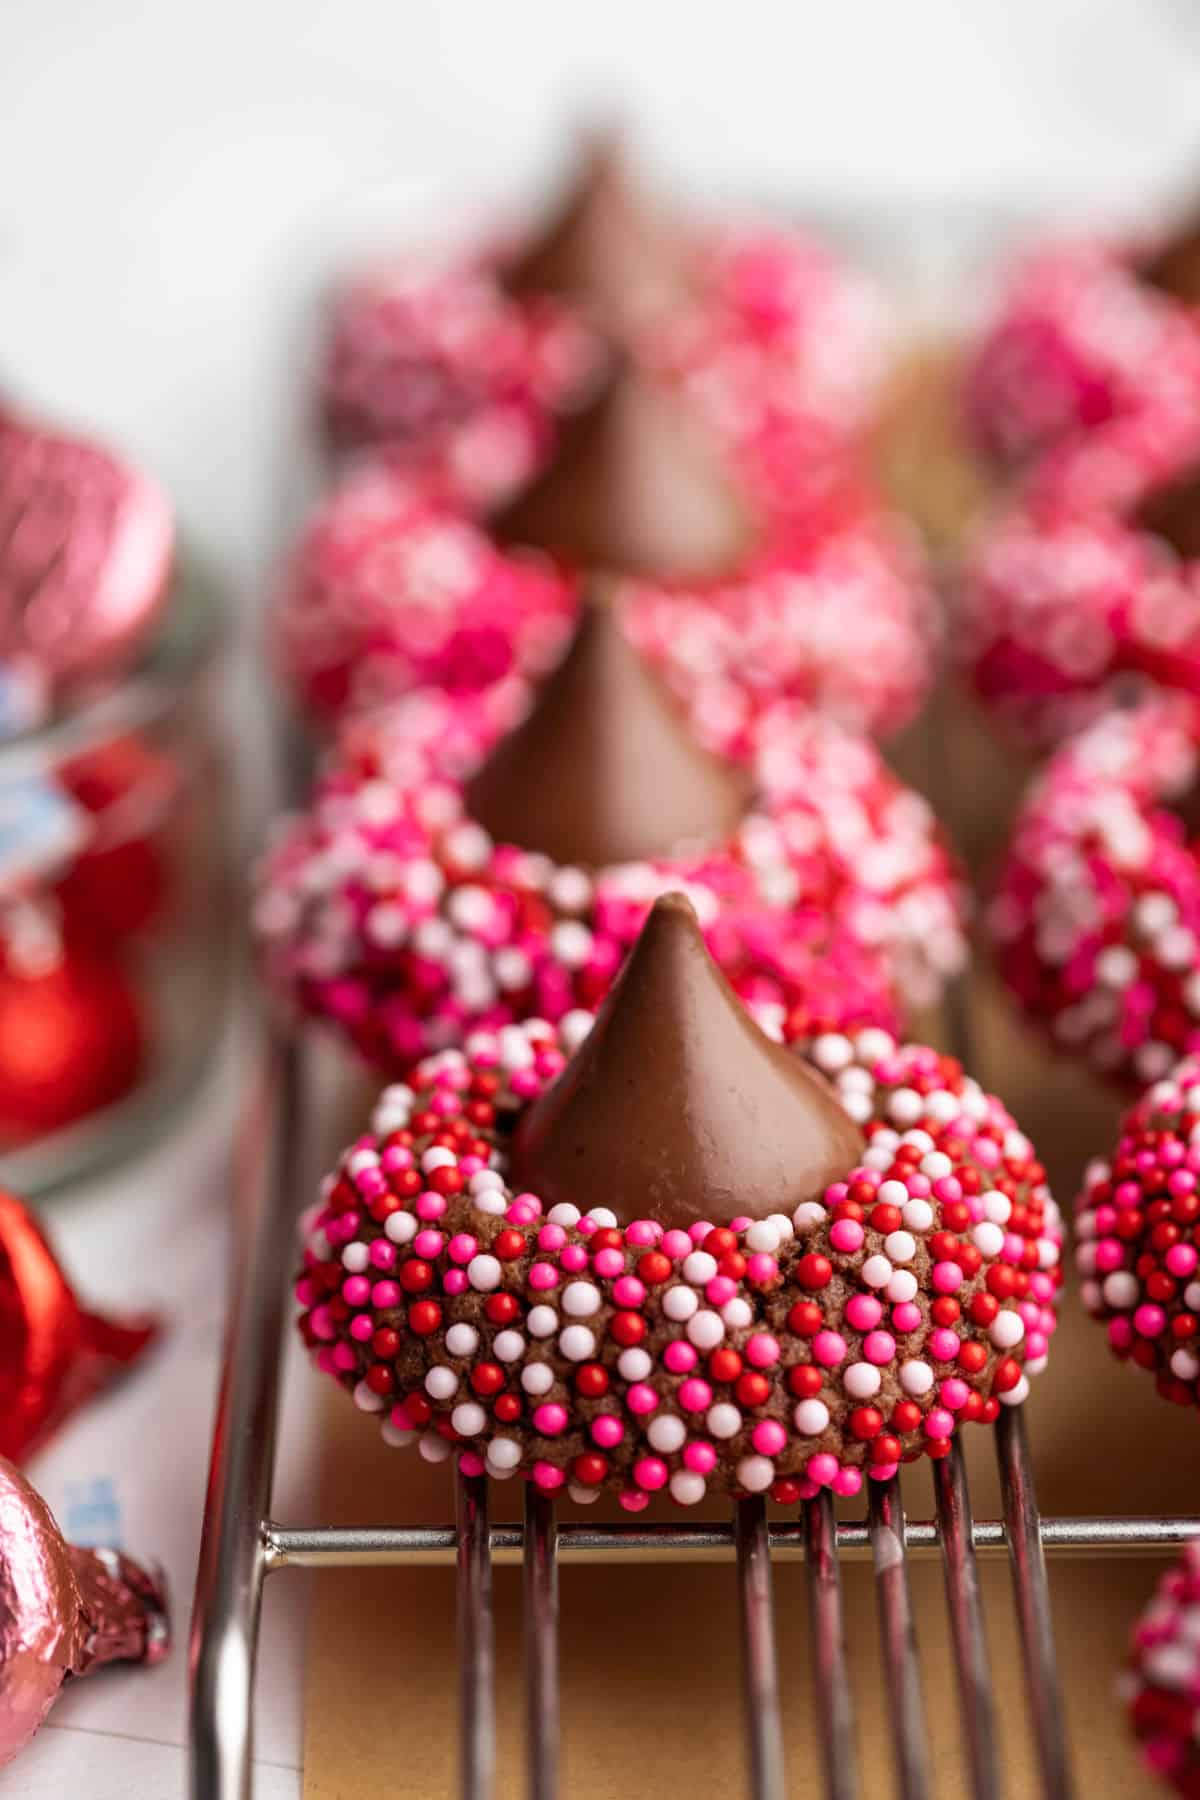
0;1189;159;1461
0;410;174;690
0;1457;169;1767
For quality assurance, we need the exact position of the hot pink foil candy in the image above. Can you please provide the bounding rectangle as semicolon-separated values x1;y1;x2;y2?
0;411;174;689
0;1457;168;1767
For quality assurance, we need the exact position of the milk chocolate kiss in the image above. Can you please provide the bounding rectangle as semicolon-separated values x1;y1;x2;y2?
1138;205;1200;307
1133;460;1200;562
490;359;756;580
502;132;692;323
464;584;750;866
511;892;864;1227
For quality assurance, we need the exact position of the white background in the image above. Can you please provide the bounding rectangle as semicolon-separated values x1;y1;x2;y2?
3;5;1200;1794
3;0;1200;598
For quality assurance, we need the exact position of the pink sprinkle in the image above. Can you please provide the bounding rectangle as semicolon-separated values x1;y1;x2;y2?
537;1224;567;1253
684;1440;717;1474
560;1245;588;1273
533;1461;565;1491
678;1378;713;1413
745;1333;780;1369
633;1457;669;1491
925;1409;955;1440
612;1277;646;1308
390;1402;415;1430
1093;1239;1124;1273
662;1229;691;1260
869;1461;899;1482
705;1276;738;1306
1134;1304;1167;1338
416;1193;447;1221
332;1343;356;1371
1167;1244;1199;1278
368;1239;397;1271
342;1275;371;1306
806;1453;839;1486
928;1328;960;1362
458;1451;485;1477
752;1420;787;1456
626;1383;659;1415
625;1221;658;1247
592;1248;625;1279
444;1269;468;1296
591;1415;624;1448
309;1305;334;1340
746;1253;778;1285
863;1330;896;1365
529;1263;559;1291
939;1378;970;1411
931;1260;963;1294
830;1219;864;1253
508;1199;540;1227
619;1489;650;1512
381;1146;414;1173
349;1315;374;1342
1108;1316;1134;1351
845;1294;882;1332
832;1468;863;1498
892;1302;922;1333
532;1403;568;1435
813;1330;847;1368
663;1341;697;1374
414;1230;444;1259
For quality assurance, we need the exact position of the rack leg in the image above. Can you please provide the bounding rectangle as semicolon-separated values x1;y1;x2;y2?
805;1488;858;1800
735;1496;786;1800
996;1406;1075;1800
934;1441;1001;1800
188;1035;304;1800
523;1486;560;1800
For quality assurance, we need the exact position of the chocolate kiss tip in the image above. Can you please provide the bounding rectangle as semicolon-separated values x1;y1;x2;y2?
464;586;750;867
502;129;689;320
511;892;865;1227
491;361;756;580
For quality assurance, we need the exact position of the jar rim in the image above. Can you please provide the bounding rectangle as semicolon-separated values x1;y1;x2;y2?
0;553;226;779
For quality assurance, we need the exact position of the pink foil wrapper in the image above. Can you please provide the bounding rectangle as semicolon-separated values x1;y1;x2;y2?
0;1458;168;1767
0;412;174;689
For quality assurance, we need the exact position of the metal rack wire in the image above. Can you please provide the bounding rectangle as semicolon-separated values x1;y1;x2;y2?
188;1026;1200;1800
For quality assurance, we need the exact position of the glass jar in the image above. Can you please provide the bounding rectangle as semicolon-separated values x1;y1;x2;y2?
0;558;230;1195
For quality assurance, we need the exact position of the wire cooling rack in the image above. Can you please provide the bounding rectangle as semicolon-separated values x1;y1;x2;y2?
187;1026;1200;1800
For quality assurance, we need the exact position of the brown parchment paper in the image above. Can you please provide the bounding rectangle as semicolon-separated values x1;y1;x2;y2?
301;663;1197;1797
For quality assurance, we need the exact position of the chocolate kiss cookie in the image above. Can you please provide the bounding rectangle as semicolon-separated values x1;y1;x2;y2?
296;897;1062;1509
464;583;750;866
490;359;757;581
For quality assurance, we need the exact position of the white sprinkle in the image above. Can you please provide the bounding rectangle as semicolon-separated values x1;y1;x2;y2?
902;1199;934;1233
989;1310;1026;1348
546;1202;581;1228
452;1402;486;1436
707;1403;743;1439
521;1362;555;1395
559;1325;596;1362
493;1330;525;1362
736;1455;775;1493
526;1305;558;1338
899;1360;934;1397
425;1366;459;1400
648;1415;687;1454
1102;1271;1140;1310
663;1285;699;1323
618;1348;653;1381
883;1231;916;1264
670;1470;707;1506
467;1254;502;1291
887;1269;919;1304
486;1436;522;1471
561;1281;601;1318
418;1431;452;1463
353;1380;385;1413
682;1251;718;1286
794;1399;830;1435
445;1323;479;1357
862;1255;894;1288
687;1310;725;1350
844;1362;882;1399
341;1242;370;1273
